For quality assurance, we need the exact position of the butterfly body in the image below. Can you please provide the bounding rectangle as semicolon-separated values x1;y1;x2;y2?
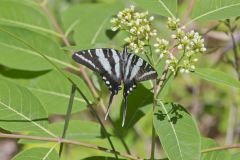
72;46;157;126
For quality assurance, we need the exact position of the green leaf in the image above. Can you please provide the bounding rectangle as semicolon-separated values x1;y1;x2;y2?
194;68;240;89
153;102;201;160
201;138;231;160
49;120;101;140
12;147;59;160
0;26;72;71
124;84;153;128
191;0;240;22
0;68;92;114
61;3;123;48
24;70;90;114
132;0;177;18
0;0;60;37
67;73;95;103
0;78;56;137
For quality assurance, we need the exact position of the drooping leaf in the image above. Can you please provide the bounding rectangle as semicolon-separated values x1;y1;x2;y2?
0;26;72;71
201;138;231;160
61;3;123;48
12;147;59;160
132;0;177;17
0;0;60;37
0;78;55;137
191;0;240;22
153;102;201;160
194;68;240;89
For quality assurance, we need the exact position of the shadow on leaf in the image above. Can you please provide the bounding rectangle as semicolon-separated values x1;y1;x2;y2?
0;118;48;123
154;103;189;124
0;65;50;79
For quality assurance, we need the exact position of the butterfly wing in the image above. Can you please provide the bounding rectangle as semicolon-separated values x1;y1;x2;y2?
72;48;122;119
73;48;122;91
123;53;157;95
121;52;157;126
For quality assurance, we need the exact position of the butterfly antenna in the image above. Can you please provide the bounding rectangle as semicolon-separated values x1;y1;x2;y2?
105;92;115;120
122;95;127;127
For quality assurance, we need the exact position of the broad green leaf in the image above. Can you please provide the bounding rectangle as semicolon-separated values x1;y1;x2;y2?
194;68;240;88
0;0;60;37
49;120;101;140
0;68;92;114
153;102;201;160
0;26;72;71
61;3;123;48
201;138;231;160
132;0;177;18
191;0;240;22
12;147;59;160
20;120;101;144
232;153;240;160
23;70;91;114
67;72;95;102
0;78;56;137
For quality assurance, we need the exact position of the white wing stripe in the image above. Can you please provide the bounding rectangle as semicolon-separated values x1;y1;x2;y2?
96;49;112;75
88;50;93;57
124;54;134;80
75;54;96;69
129;58;143;80
137;70;156;80
111;49;121;79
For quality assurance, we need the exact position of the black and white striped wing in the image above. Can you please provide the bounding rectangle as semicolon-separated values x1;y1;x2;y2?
72;48;122;93
121;53;157;126
123;53;157;95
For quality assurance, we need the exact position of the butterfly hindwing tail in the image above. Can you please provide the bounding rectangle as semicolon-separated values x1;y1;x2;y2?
105;91;115;120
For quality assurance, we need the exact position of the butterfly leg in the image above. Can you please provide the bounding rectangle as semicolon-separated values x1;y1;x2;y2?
104;91;115;120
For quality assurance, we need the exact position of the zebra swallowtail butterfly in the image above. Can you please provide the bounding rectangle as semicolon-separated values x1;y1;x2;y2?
72;45;157;126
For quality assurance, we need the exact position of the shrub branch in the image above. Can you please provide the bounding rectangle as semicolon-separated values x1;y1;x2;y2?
0;133;141;160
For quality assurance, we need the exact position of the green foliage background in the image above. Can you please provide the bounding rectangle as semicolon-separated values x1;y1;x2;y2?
0;0;240;160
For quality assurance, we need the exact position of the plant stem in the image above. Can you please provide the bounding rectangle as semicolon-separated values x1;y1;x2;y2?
59;84;76;157
201;144;240;153
75;88;119;159
150;79;157;160
230;30;240;79
1;132;240;159
225;20;240;145
0;133;141;160
156;72;173;98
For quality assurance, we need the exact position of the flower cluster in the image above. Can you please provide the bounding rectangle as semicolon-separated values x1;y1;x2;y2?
167;17;180;30
154;38;169;58
154;17;206;74
111;6;157;53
